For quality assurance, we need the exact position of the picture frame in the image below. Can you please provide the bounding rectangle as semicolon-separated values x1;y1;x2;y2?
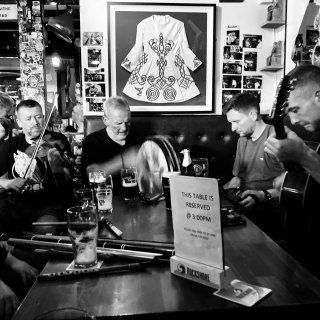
107;2;215;113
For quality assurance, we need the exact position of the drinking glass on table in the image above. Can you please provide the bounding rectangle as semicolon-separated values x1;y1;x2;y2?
75;188;95;207
96;183;113;220
120;167;139;201
192;158;209;177
67;205;98;269
88;169;106;189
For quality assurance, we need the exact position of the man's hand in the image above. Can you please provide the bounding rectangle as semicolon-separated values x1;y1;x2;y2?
0;177;26;193
0;280;20;320
239;190;264;208
5;253;38;286
223;176;241;190
264;130;307;163
47;148;66;174
273;173;286;191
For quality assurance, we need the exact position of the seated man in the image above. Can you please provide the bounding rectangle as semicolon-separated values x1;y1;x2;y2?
0;99;74;234
82;96;138;195
264;64;320;277
222;92;285;240
0;92;15;119
0;117;12;144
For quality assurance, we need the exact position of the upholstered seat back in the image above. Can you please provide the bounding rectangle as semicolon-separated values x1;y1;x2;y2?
84;115;238;182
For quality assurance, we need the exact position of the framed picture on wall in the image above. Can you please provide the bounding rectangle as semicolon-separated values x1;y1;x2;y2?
107;2;216;113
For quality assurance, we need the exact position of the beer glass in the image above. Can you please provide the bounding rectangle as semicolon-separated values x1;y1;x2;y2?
96;185;113;220
74;188;95;207
120;167;139;201
192;158;209;177
88;169;106;190
67;205;98;269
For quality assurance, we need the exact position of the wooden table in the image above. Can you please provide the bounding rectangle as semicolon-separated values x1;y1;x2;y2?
12;196;320;319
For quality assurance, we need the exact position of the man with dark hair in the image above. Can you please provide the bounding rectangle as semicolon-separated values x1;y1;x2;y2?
82;96;138;194
223;92;285;240
265;64;320;184
0;99;73;234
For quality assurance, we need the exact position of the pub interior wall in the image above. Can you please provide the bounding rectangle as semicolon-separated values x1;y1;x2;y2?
79;0;286;115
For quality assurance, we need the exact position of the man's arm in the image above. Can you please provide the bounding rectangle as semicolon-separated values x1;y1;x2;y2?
0;173;26;193
4;252;38;286
239;188;280;208
86;146;139;177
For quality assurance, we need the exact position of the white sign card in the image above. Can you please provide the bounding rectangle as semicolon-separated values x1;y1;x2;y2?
0;5;17;20
170;176;224;270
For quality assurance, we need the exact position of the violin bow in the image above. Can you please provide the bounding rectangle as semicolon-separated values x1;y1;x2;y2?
23;92;60;179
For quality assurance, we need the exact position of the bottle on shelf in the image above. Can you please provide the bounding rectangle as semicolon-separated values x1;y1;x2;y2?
180;148;195;176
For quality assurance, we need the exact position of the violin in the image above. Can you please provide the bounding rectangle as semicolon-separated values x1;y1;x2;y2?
25;133;73;165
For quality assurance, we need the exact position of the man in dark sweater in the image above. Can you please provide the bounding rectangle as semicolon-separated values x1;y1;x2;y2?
82;96;138;195
0;99;74;234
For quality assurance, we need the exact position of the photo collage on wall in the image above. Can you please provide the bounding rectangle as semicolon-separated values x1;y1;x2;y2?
222;26;263;107
17;0;46;108
82;32;106;112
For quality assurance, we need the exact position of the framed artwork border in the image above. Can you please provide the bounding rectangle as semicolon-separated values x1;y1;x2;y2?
107;2;215;113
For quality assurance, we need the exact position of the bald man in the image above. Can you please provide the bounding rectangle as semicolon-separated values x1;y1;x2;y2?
82;96;138;194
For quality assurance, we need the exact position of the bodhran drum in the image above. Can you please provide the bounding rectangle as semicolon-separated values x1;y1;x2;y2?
136;135;181;201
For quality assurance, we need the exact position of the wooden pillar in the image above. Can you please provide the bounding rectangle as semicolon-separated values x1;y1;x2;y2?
17;0;46;111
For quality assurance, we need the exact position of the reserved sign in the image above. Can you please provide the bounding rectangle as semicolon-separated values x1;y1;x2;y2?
0;4;17;20
170;176;224;270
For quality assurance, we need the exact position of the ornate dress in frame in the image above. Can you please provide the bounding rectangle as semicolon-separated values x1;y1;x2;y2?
121;15;202;103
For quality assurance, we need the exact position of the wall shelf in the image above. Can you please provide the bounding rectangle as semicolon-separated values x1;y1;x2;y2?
261;65;283;71
261;20;285;28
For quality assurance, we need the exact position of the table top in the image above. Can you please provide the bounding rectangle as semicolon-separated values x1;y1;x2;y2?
12;196;320;319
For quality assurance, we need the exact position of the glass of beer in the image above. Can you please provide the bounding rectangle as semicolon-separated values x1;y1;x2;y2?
88;169;106;190
96;184;113;220
192;158;209;177
67;205;98;269
74;188;95;207
121;167;139;201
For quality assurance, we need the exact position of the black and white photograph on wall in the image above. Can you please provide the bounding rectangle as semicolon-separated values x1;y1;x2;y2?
84;68;105;82
243;90;261;102
243;34;262;49
108;2;215;112
222;75;242;88
85;83;106;97
88;48;102;67
83;32;103;46
243;51;257;72
223;62;242;74
226;28;240;45
306;28;319;46
222;90;241;106
223;46;243;60
243;75;262;89
86;98;107;112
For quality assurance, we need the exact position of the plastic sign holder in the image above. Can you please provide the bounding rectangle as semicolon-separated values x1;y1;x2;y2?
169;176;232;289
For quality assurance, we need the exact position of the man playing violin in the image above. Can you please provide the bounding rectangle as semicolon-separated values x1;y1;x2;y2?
0;99;73;234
